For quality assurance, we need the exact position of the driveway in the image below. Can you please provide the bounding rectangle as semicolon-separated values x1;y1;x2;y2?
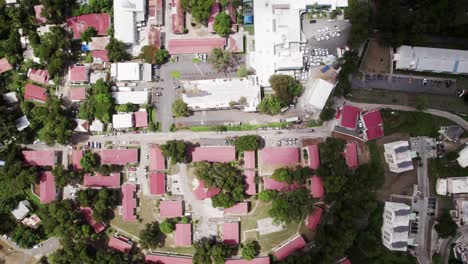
301;18;351;56
0;236;61;259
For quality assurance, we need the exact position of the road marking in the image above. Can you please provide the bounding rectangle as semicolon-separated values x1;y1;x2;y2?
193;63;205;78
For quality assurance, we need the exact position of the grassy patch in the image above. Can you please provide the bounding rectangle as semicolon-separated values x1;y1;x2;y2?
243;24;254;35
429;150;468;195
382;109;455;137
192;58;202;63
170;71;181;79
257;222;298;253
307;119;323;127
110;196;156;238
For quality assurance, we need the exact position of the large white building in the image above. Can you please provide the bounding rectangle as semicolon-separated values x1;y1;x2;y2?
394;46;468;74
383;141;414;173
113;0;146;44
110;63;152;81
112;91;149;105
112;113;134;129
382;202;411;251
250;0;348;87
436;177;468;196
458;145;468;168
300;78;335;111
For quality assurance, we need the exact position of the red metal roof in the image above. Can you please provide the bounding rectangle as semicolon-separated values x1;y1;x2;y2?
208;2;220;32
362;110;384;140
224;202;248;215
340;105;361;129
344;143;358;169
69;65;88;82
149;172;165;195
39;171;56;204
72;150;83;171
149;147;166;171
310;176;324;199
145;254;192;264
193;179;221;200
23;150;56;166
108;236;133;253
168;38;226;54
273;235;306;261
0;58;12;74
227;1;238;31
225;257;270;264
148;0;156;17
91;50;109;62
70;87;87;101
337;258;352;264
264;178;301;192
24;83;47;103
100;149;138;165
171;0;184;34
122;184;137;222
244;170;256;195
28;68;50;84
34;5;46;24
134;111;148;128
222;222;239;245
306;207;323;230
175;224;192;247
148;27;161;48
307;145;320;170
83;173;121;188
80;207;107;233
160;200;183;217
260;147;299;166
191;146;236;163
66;13;110;39
244;151;256;169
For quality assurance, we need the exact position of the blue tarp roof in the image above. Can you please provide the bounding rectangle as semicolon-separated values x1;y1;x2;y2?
81;44;90;52
321;65;330;73
244;15;253;24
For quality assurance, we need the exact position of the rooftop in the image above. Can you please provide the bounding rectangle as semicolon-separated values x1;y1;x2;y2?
224;202;249;215
191;146;236;163
304;78;335;110
149;147;166;171
244;170;256;195
24;83;47;103
11;200;30;220
344;143;358;169
81;207;107;233
193;179;221;200
160;200;183;217
340;105;361;129
121;183;137;222
39;171;56;204
72;150;83;171
91;50;109;62
70;87;87;101
171;0;184;34
223;222;240;245
0;58;12;74
90;37;110;50
224;257;270;264
310;175;324;199
167;38;226;54
175;224;192;247
145;254;192;264
134;110;148;128
83;173;121;188
110;63;141;81
23;150;56;166
264;178;301;192
273;234;306;261
306;207;323;230
361;110;384;141
112;91;149;105
260;147;299;166
34;5;47;24
66;13;110;39
100;149;138;165
108;236;133;253
28;68;50;84
16;116;30;131
149;172;165;195
112;113;134;129
307;145;320;170
69;65;89;83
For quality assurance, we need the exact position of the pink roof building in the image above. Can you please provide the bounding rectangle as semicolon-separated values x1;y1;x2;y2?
191;146;236;163
100;149;138;165
91;50;109;62
307;145;320;170
149;147;166;171
167;38;226;54
108;236;133;253
160;200;183;217
24;83;47;103
222;222;239;245
340;105;361;129
244;151;256;169
361;110;384;140
70;88;87;101
260;147;299;166
193;179;221;200
148;27;161;48
273;235;306;261
34;5;47;24
0;58;12;74
344;143;358;169
121;184;137;222
264;178;301;192
149;172;165;195
226;1;238;32
72;150;83;171
225;257;270;264
208;2;220;32
68;65;89;83
28;68;50;84
23;150;56;166
134;111;148;128
224;202;248;215
80;207;107;233
175;224;192;247
306;207;323;230
310;176;324;199
244;170;256;195
83;173;121;188
66;13;110;39
337;258;352;264
39;171;56;204
171;0;184;34
145;254;192;264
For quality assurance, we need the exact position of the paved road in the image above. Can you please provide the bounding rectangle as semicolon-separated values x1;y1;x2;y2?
0;237;60;258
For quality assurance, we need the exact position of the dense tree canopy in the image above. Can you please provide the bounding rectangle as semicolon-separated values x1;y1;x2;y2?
241;241;260;260
257;95;282;115
159;219;175;234
345;0;369;47
40;0;76;24
213;13;231;37
269;75;303;106
52;165;82;187
435;209;457;238
139;221;164;249
172;99;190;117
78;79;114;123
183;0;215;24
106;38;131;62
77;188;120;222
208;48;235;72
234;135;260;152
269;189;314;224
80;27;97;42
160;140;187;164
139;45;170;65
193;238;232;264
271;166;311;185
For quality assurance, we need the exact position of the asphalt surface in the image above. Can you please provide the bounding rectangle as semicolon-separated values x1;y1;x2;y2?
0;236;60;259
301;17;351;56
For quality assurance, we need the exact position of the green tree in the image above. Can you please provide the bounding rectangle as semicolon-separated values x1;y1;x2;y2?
80;27;97;42
257;190;277;202
234;135;260;152
208;48;234;72
41;0;76;23
116;103;139;113
80;151;98;172
236;66;248;77
193;238;232;264
139;221;164;249
435;210;457;238
159;220;175;234
320;105;336;121
241;241;259;260
268;189;313;224
139;45;170;64
160;140;187;164
52;165;81;187
257;95;282;115
269;74;303;106
187;0;215;24
106;38;130;62
416;96;428;111
271;168;292;183
213;13;231;37
172;99;190;117
345;0;369;47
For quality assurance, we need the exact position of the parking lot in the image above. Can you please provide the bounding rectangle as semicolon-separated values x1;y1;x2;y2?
301;18;351;56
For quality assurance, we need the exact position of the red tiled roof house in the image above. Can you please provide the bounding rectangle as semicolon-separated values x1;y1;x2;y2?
121;183;137;222
80;207;107;233
24;83;47;103
175;223;192;247
223;222;240;246
108;236;133;253
23;150;56;166
149;172;165;195
100;149;138;165
273;234;306;261
159;200;183;218
39;171;56;204
66;13;110;39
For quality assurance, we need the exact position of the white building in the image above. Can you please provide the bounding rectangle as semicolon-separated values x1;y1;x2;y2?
90;119;105;132
181;77;261;112
383;141;414;173
3;92;18;104
250;0;348;87
301;78;335;111
11;200;30;220
394;46;468;74
113;0;146;44
112;91;149;105
112;113;134;129
110;62;152;81
458;145;468;168
436;177;468;196
382;201;411;251
16;116;30;131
